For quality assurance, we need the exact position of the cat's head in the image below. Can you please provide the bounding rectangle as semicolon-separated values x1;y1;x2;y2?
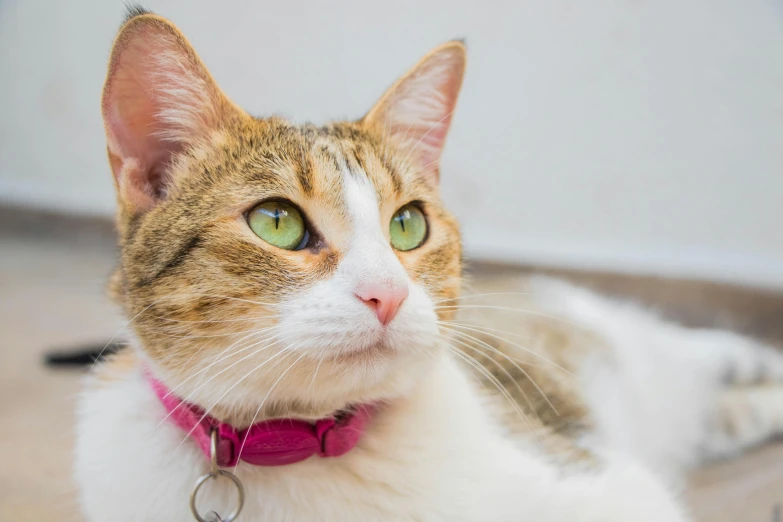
103;9;465;423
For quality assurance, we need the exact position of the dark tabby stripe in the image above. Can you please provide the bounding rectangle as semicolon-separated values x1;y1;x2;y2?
132;234;201;289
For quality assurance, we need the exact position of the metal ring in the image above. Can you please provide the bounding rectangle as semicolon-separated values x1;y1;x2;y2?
190;469;245;522
190;428;244;522
209;428;219;473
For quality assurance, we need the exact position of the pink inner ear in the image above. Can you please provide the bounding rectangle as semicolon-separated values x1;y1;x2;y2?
370;45;465;183
102;20;219;209
104;41;182;200
406;116;454;171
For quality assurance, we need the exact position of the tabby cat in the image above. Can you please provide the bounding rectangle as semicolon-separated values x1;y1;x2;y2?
75;8;783;521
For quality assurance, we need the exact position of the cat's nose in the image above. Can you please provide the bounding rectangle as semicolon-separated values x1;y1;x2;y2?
356;283;409;326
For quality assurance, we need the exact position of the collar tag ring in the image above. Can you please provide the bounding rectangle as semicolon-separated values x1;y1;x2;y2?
190;429;245;522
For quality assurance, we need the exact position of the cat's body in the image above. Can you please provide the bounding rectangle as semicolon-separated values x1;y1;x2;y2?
76;335;682;522
77;275;783;521
75;8;783;521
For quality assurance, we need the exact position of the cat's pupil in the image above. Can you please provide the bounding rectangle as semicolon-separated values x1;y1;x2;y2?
398;213;406;233
274;208;280;229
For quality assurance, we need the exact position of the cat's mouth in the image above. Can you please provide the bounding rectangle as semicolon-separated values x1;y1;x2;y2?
327;342;396;363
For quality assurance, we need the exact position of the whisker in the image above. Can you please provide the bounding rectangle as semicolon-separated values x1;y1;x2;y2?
444;328;559;416
438;321;575;377
156;333;290;428
430;336;535;433
163;325;285;398
150;312;281;327
154;293;283;308
176;346;298;449
431;291;535;304
444;333;540;414
233;350;309;474
434;304;577;327
88;291;286;370
155;323;280;340
89;296;172;370
308;348;328;393
439;320;535;343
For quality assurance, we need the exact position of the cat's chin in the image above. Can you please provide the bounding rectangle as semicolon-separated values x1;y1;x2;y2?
326;342;396;363
284;340;440;412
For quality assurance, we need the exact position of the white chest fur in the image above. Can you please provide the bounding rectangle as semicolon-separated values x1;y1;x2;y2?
75;351;687;522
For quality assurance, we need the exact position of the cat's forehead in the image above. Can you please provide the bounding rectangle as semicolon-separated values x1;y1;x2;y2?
286;121;423;202
187;118;432;214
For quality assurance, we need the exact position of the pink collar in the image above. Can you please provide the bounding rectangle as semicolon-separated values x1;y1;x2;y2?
149;376;375;467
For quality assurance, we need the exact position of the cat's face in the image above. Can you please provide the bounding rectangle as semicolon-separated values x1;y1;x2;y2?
103;11;465;422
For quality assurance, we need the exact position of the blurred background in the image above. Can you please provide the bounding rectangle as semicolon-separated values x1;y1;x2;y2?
1;1;782;521
2;0;782;287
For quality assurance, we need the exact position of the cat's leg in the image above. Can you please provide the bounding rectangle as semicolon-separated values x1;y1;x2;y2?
675;328;783;460
703;339;783;457
702;385;783;459
526;276;783;477
684;328;783;386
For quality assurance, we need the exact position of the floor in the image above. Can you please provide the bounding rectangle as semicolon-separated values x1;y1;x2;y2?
1;207;782;522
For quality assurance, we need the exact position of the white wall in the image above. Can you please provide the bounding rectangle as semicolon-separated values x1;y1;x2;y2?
2;0;782;288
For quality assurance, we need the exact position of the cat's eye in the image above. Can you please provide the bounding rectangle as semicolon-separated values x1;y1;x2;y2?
248;201;308;250
390;204;428;251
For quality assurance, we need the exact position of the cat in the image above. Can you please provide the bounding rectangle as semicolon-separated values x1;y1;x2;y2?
75;7;783;521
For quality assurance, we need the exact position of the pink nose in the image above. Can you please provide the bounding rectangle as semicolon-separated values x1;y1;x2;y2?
356;283;409;326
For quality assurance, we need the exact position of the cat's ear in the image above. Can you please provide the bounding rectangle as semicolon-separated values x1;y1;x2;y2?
102;10;243;212
362;41;466;185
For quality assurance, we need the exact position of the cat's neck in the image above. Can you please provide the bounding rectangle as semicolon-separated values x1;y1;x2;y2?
206;398;351;428
142;347;439;430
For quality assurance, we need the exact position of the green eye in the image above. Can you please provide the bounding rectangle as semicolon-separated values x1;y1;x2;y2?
248;201;307;250
390;204;428;251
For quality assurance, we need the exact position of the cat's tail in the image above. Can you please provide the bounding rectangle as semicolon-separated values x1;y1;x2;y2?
44;342;123;367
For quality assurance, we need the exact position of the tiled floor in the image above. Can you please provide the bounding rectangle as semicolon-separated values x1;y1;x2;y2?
1;208;781;521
